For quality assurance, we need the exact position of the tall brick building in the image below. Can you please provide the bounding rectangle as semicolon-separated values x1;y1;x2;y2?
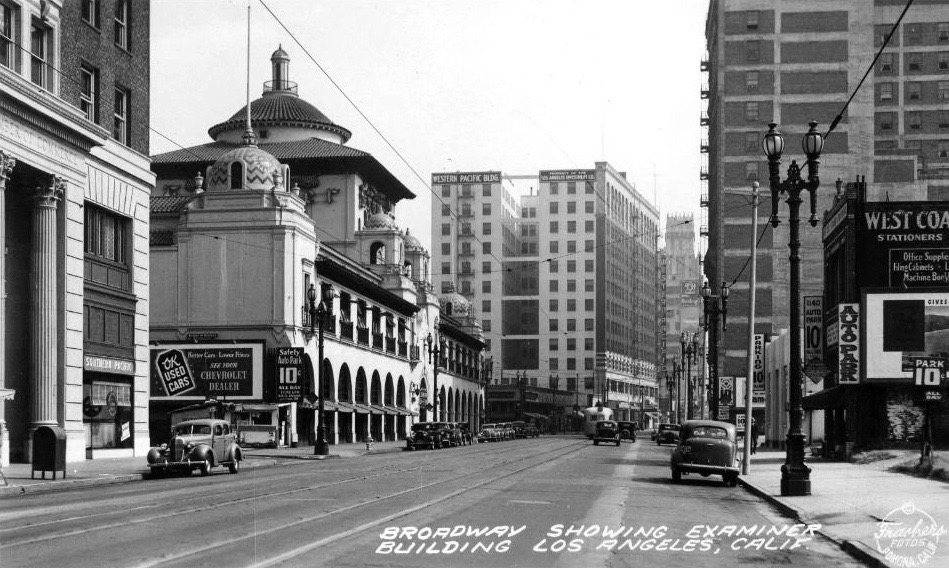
701;0;949;414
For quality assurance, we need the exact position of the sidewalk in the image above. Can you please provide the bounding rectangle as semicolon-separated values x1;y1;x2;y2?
739;448;949;568
0;440;406;497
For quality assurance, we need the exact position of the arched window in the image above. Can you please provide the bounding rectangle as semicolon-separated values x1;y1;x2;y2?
369;241;385;265
230;162;243;189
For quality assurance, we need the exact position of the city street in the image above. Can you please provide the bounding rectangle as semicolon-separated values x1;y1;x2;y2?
0;436;858;568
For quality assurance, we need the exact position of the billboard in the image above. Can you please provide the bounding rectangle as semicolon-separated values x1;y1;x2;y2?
149;343;264;400
857;202;949;288
274;347;305;403
838;303;860;384
865;292;949;383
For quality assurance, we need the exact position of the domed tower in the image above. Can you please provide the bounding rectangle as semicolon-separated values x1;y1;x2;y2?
439;282;470;319
356;211;402;267
402;229;430;284
208;46;352;145
204;144;289;193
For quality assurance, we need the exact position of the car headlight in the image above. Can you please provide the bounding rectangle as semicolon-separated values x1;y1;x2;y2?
680;445;691;454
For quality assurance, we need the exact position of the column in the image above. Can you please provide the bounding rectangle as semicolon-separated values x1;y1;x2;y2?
0;151;15;467
30;175;64;428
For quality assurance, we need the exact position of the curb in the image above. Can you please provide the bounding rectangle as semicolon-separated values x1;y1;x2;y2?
737;476;892;568
0;458;278;498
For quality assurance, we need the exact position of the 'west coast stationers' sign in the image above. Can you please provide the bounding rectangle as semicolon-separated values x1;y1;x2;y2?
149;343;263;400
858;203;949;288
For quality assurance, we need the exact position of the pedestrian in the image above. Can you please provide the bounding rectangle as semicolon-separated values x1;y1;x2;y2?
750;419;759;455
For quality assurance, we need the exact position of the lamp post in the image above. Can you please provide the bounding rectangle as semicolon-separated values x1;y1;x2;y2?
762;121;823;497
425;318;444;422
308;282;335;456
671;359;682;423
701;280;729;420
680;331;699;420
665;360;677;423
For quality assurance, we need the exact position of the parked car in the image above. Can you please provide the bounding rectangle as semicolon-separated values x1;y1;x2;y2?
655;423;680;446
497;422;515;441
524;423;540;438
671;420;740;486
479;423;501;442
458;423;473;445
617;421;637;442
511;421;528;439
406;422;438;450
147;418;242;476
431;422;457;448
593;420;621;446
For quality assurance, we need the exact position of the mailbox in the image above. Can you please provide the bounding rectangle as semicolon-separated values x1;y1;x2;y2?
32;425;67;479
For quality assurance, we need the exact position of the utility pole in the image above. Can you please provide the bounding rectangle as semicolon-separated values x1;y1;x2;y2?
742;181;759;475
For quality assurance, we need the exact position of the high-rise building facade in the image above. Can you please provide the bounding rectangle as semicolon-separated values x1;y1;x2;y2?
431;163;660;423
702;0;949;398
1;0;153;464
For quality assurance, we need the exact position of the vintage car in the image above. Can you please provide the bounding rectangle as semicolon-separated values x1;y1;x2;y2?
617;421;637;442
524;423;540;438
655;423;680;446
406;422;439;450
510;421;528;439
592;420;621;446
430;422;457;448
147;418;242;476
478;423;500;442
670;420;740;486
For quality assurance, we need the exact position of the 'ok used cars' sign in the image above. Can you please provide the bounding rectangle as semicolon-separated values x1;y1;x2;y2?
154;349;197;396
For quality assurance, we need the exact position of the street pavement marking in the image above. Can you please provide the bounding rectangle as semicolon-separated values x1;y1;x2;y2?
508;499;553;505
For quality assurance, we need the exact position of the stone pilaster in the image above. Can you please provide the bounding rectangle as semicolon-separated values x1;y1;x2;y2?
0;150;15;466
30;175;64;428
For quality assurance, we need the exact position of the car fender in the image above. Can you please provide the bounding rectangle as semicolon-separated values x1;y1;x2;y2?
191;444;214;466
226;445;243;463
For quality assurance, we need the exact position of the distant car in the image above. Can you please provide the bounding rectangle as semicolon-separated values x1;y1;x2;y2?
524;423;540;438
593;420;621;446
617;421;637;442
511;421;528;439
671;420;740;486
430;422;457;448
479;423;501;442
147;419;242;476
406;422;438;450
656;423;680;446
497;422;515;441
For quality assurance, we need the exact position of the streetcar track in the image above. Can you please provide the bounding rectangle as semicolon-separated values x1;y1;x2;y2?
0;441;569;546
129;441;587;568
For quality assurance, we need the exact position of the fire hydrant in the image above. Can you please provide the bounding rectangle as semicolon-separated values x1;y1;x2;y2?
365;436;374;451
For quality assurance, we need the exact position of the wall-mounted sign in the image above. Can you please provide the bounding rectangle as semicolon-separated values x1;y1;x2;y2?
752;334;766;408
149;343;263;400
431;172;501;184
857;203;949;289
865;292;949;383
719;376;734;408
274;348;305;403
838;303;860;384
539;170;595;182
84;355;135;375
804;296;823;363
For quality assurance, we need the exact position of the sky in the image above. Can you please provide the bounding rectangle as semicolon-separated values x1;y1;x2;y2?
150;0;710;252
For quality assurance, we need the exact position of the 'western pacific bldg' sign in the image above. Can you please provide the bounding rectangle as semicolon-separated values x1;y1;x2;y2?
431;172;502;184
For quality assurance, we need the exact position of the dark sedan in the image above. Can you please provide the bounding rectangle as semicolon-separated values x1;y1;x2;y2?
655;423;680;446
670;420;740;486
592;420;620;446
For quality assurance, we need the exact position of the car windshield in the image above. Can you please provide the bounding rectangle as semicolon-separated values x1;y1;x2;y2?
598;421;616;427
689;426;728;439
482;424;496;429
174;424;211;436
659;424;679;431
412;423;437;431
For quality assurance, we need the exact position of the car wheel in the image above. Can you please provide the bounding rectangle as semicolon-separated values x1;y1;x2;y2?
672;468;681;483
228;459;240;474
199;458;211;476
656;441;661;446
150;467;165;477
593;440;599;446
725;473;738;487
615;440;620;447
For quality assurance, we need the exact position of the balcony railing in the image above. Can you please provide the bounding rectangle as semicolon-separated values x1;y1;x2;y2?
410;345;420;362
385;337;396;353
398;341;408;357
325;314;337;335
340;320;354;342
700;85;709;99
372;332;384;349
700;168;709;180
700;192;709;207
357;326;370;345
700;112;710;126
700;224;709;236
700;139;709;153
700;59;710;72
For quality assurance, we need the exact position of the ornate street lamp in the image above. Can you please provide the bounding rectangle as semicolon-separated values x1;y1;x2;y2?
680;331;699;420
701;280;729;419
425;318;445;421
761;121;823;496
308;282;335;456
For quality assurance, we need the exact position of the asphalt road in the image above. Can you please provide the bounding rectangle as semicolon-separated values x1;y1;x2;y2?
0;435;861;568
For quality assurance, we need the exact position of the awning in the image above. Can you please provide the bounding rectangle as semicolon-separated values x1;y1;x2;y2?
299;398;339;412
395;406;416;416
380;405;399;415
336;402;356;413
802;385;849;410
523;412;548;420
230;403;278;412
352;403;372;414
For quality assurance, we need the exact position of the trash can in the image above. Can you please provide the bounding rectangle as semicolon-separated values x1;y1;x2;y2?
32;425;67;480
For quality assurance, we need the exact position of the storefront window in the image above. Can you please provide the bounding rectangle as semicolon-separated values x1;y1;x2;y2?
83;379;133;449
